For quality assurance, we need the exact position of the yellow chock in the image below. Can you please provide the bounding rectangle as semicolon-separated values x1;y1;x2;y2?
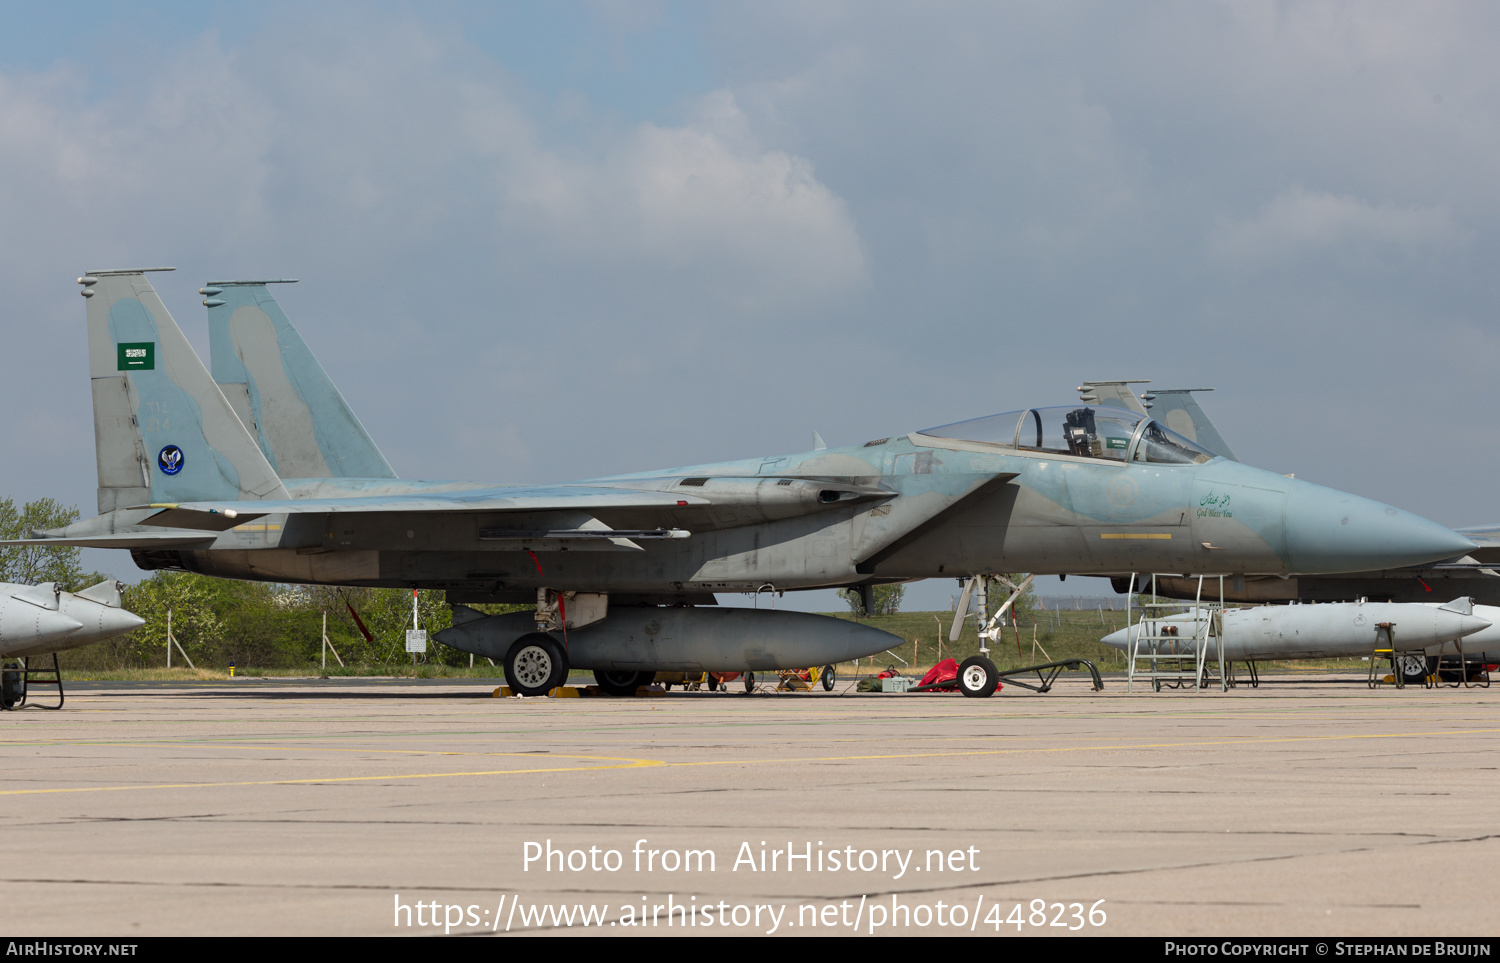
548;686;581;698
493;686;514;698
1381;675;1396;686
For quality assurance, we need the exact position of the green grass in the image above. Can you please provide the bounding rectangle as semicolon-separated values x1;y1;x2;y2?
50;609;1385;680
826;609;1386;676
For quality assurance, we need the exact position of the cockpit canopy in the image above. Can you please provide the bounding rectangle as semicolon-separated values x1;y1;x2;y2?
919;405;1216;465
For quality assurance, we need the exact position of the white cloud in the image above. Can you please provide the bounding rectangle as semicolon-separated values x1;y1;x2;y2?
0;16;866;320
1208;187;1465;266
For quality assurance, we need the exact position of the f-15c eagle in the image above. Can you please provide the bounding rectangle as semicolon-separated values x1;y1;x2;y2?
9;269;1472;697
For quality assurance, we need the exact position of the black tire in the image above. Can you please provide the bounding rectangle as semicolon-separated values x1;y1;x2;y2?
594;669;649;697
1;661;23;710
821;664;836;691
504;634;568;697
744;672;757;693
1397;653;1436;686
958;656;999;698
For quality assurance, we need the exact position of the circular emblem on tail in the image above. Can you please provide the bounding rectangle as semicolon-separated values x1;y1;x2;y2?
158;445;184;476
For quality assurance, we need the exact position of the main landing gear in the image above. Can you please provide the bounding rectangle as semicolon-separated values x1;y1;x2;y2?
503;633;570;696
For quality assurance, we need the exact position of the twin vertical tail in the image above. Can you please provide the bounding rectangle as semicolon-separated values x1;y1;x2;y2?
204;280;396;479
80;269;289;514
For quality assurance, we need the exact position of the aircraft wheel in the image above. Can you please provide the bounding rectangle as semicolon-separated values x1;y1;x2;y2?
504;634;568;697
821;664;836;691
0;661;23;709
594;669;650;697
744;672;757;693
958;656;999;698
1397;653;1436;686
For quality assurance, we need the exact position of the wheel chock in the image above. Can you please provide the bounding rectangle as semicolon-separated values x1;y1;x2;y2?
493;685;586;698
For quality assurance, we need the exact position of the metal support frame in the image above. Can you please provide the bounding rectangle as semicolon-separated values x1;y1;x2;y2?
996;658;1104;693
1126;573;1227;693
0;653;64;710
1368;623;1398;689
1442;640;1491;689
908;658;1103;694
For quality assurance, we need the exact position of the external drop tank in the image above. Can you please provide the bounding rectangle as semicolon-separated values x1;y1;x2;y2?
435;605;905;672
1101;598;1492;662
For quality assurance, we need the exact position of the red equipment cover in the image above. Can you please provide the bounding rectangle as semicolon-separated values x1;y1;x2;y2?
919;658;959;688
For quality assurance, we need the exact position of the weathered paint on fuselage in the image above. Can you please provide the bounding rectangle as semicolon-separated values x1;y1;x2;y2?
141;427;1458;601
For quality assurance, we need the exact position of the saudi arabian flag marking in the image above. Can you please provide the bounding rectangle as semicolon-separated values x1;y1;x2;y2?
118;342;155;370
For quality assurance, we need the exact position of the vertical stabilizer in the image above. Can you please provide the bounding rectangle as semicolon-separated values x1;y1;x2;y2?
80;269;290;514
1077;380;1150;415
204;280;396;479
1139;388;1239;462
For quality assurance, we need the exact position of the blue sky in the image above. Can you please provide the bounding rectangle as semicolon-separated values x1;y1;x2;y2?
3;2;1498;611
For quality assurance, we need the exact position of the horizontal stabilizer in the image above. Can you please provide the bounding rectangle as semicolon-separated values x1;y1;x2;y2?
0;532;218;550
1452;527;1500;564
138;506;268;530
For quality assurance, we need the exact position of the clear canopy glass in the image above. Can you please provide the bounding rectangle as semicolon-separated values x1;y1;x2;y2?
1131;420;1215;464
919;405;1217;464
919;410;1026;447
1017;406;1143;461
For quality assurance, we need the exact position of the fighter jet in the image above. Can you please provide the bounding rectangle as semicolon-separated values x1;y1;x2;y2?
11;269;1473;697
1078;381;1500;606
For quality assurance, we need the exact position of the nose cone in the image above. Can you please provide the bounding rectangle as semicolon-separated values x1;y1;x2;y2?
1450;613;1492;640
56;599;147;646
1101;626;1130;650
102;607;146;637
1283;480;1475;574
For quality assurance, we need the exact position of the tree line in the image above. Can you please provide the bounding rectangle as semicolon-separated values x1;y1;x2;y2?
0;496;521;670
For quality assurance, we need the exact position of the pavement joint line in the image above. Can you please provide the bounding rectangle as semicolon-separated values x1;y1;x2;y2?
9;727;1500;796
0;754;666;795
9;724;1488;754
12;703;1486;744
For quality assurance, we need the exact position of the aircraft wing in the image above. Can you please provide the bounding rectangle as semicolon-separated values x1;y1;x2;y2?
0;478;903;549
1453;525;1500;565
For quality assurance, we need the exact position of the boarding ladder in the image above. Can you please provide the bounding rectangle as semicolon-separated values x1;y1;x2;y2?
1125;575;1227;693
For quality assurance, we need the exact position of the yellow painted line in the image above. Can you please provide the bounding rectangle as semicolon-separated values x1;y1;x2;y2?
0;754;663;796
11;741;534;756
1100;533;1172;539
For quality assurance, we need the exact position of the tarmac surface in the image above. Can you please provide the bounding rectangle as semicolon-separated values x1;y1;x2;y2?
4;673;1499;937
